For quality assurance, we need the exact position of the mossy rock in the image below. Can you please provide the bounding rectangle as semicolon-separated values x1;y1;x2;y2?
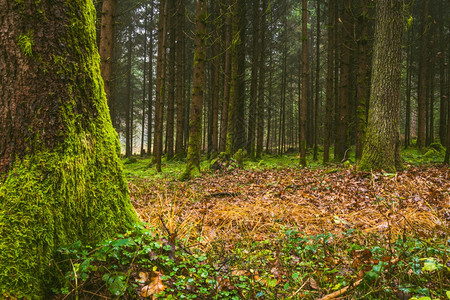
124;157;138;164
428;142;445;152
423;148;439;158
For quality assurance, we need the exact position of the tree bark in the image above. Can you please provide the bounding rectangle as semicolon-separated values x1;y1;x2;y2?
256;0;267;158
417;0;429;149
323;0;335;164
140;2;148;156
0;0;137;297
299;0;308;167
147;1;155;156
247;0;260;157
355;0;369;160
125;25;133;157
210;13;220;157
154;0;168;172
234;0;247;151
166;0;176;160
359;0;403;172
175;0;185;157
405;25;413;148
438;9;447;147
99;0;117;124
181;0;207;180
335;0;352;161
219;5;231;152
313;0;320;161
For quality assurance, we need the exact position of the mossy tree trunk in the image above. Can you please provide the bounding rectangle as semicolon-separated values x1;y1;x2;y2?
181;0;207;180
358;0;403;172
0;0;138;298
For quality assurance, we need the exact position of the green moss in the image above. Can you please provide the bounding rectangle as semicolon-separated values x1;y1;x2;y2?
0;125;138;298
428;142;445;152
423;148;438;158
233;148;247;168
17;31;34;56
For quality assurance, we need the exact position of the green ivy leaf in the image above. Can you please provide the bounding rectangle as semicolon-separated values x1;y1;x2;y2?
422;258;438;272
110;238;134;247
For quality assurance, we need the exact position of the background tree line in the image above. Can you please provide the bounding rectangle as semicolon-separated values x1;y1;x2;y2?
95;0;450;169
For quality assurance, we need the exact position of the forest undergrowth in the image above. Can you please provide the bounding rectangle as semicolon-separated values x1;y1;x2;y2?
54;150;449;300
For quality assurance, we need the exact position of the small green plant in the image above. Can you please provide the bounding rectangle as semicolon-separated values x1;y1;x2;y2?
17;31;34;56
53;224;449;299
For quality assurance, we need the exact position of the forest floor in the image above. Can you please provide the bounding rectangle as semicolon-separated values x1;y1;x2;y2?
54;148;450;299
120;149;449;299
130;164;449;250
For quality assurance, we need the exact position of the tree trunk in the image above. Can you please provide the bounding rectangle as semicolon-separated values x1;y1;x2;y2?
323;0;335;164
181;0;207;180
299;0;308;166
175;0;185;158
154;0;168;172
446;45;450;164
256;0;267;159
140;3;148;156
335;0;351;161
405;25;413;148
355;0;369;160
219;5;231;152
417;0;429;149
125;25;133;157
247;0;260;157
147;1;155;156
266;53;274;153
99;0;117;124
234;0;247;151
358;0;403;172
226;0;240;154
0;1;137;297
166;0;176;160
438;17;447;147
210;23;220;157
313;0;320;161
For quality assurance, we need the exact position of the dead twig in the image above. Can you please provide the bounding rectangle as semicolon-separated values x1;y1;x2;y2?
318;278;363;300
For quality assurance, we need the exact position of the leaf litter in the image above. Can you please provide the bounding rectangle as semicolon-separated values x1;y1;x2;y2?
127;165;449;298
130;166;449;248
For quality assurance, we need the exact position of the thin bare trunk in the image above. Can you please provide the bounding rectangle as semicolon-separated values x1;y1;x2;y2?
323;0;335;163
299;0;308;166
154;0;168;171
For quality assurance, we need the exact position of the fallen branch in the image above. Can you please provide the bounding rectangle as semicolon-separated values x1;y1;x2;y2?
208;192;240;198
318;279;363;300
